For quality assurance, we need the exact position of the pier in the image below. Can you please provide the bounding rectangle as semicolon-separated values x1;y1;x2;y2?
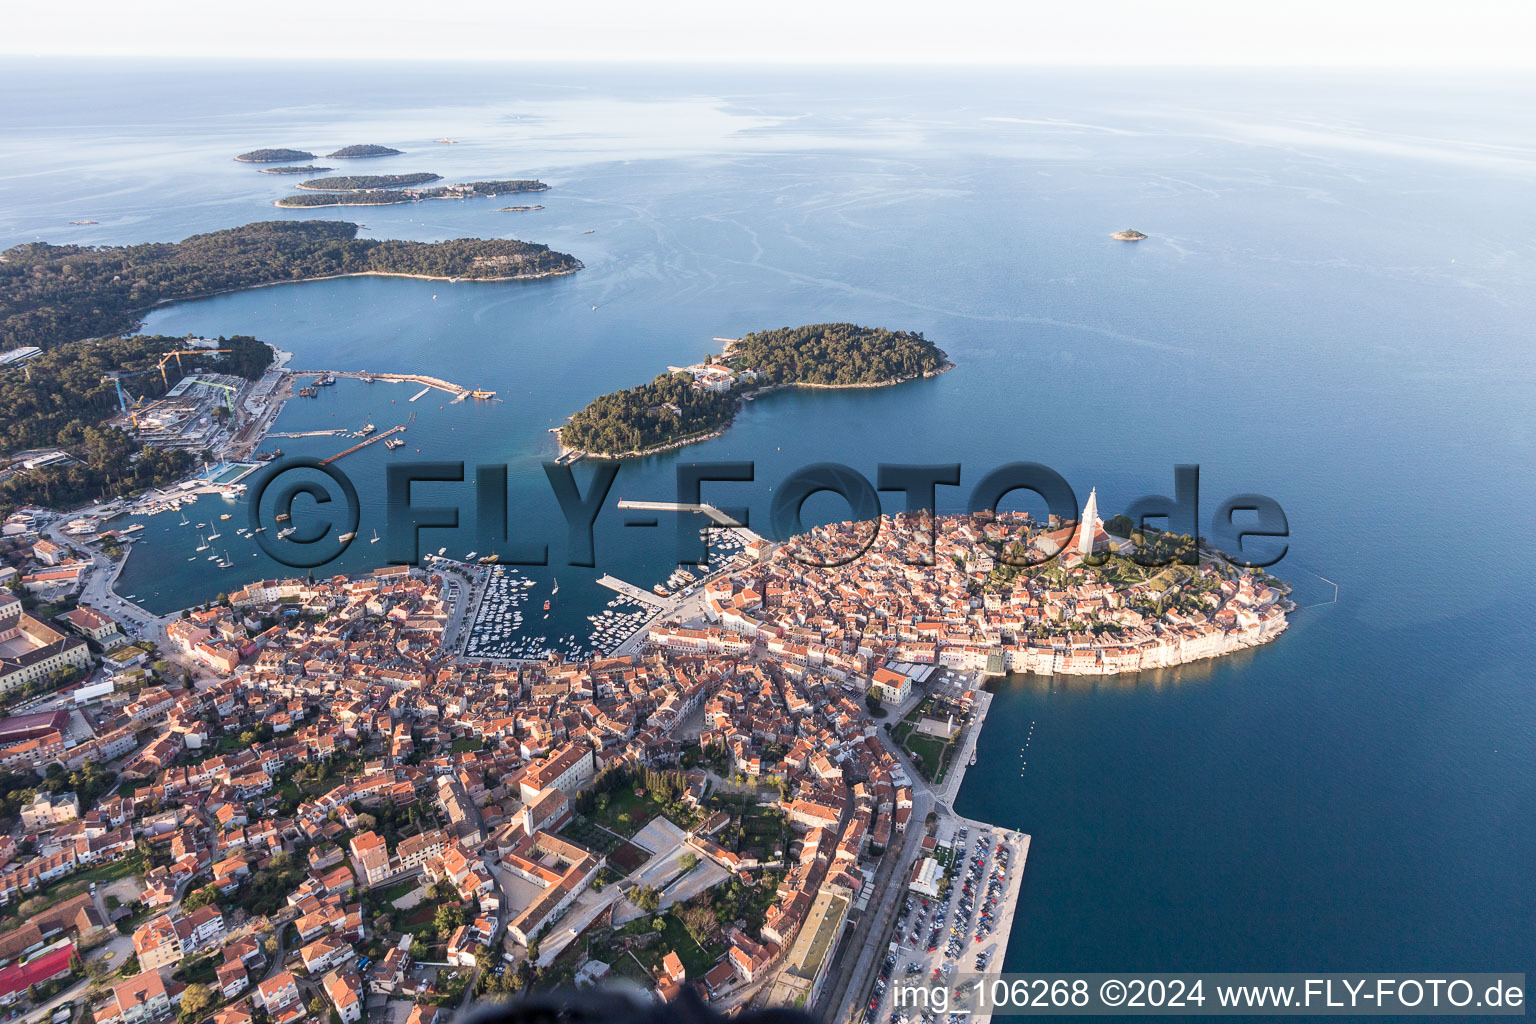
409;387;431;402
286;369;493;403
319;425;406;465
615;499;761;538
595;574;669;608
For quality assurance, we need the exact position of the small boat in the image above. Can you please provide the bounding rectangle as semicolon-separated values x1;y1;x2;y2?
276;512;291;522
220;514;231;520
438;547;447;556
653;584;670;596
360;422;375;435
278;526;297;539
543;600;551;611
551;577;559;594
384;438;405;450
179;512;190;526
370;530;381;544
195;534;209;552
337;532;356;543
206;528;221;540
217;551;233;568
253;527;266;534
478;554;499;564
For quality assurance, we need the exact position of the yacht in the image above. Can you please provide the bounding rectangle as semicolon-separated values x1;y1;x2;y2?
338;531;356;543
195;533;209;552
370;530;381;544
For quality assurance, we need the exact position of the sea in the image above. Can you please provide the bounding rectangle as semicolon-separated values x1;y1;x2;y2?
1;61;1532;977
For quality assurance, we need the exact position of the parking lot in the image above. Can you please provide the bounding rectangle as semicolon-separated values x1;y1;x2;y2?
863;823;1019;1024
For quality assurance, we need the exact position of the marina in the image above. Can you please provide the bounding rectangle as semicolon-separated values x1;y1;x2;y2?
459;565;654;662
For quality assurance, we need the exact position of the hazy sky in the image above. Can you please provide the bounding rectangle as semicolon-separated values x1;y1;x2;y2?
5;0;1534;67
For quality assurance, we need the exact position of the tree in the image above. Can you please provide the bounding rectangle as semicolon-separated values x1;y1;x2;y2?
181;984;214;1019
679;853;698;873
434;902;465;934
308;996;329;1017
632;885;660;913
181;884;219;913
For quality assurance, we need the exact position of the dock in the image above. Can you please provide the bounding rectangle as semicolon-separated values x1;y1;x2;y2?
615;499;759;538
595;574;668;608
319;425;406;465
286;369;492;404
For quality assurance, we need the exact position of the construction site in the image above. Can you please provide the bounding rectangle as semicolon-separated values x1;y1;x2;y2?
108;371;251;452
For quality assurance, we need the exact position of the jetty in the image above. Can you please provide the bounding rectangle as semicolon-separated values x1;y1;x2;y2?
596;574;668;608
286;369;492;404
319;424;406;465
615;499;761;538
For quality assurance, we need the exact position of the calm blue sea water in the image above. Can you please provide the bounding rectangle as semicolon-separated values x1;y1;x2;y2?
2;62;1532;976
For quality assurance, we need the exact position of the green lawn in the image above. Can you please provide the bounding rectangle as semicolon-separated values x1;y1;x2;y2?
379;878;419;904
618;913;725;980
586;787;678;837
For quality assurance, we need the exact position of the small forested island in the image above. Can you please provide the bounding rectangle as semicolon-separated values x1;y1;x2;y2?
497;205;545;212
1111;228;1148;241
327;144;403;159
258;165;334;175
235;148;316;163
297;172;442;191
559;323;949;457
0;220;583;353
0;334;272;514
275;179;549;208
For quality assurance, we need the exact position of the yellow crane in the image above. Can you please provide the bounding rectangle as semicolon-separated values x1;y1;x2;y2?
157;348;231;389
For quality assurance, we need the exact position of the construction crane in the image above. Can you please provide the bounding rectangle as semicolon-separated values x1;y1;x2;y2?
198;378;239;413
101;368;158;428
157;348;231;389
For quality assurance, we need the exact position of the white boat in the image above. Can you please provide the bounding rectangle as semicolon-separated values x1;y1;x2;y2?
195;533;209;552
371;530;381;544
278;527;297;539
465;551;477;561
206;528;221;540
338;532;356;543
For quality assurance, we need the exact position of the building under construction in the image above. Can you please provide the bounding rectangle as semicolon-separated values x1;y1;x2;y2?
119;373;252;451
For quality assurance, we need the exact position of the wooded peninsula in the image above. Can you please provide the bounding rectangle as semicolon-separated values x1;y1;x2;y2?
0;335;273;514
559;323;949;457
0;219;583;354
